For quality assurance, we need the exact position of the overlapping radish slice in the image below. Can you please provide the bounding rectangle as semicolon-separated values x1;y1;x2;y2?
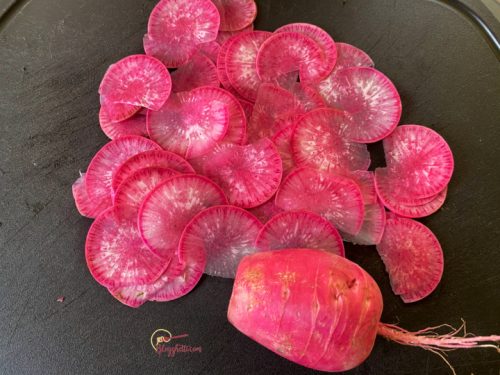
247;197;284;223
238;98;254;121
145;0;220;67
275;167;364;235
286;82;325;112
271;126;295;176
202;138;283;208
85;136;161;215
255;211;344;256
212;0;257;31
99;107;148;140
217;36;238;91
216;23;254;45
147;90;229;158
171;53;219;92
72;174;110;219
138;174;228;259
179;205;262;278
376;216;444;303
334;42;374;71
98;55;171;110
341;170;377;205
198;41;221;63
343;201;386;245
85;208;169;288
100;96;141;124
291;108;370;173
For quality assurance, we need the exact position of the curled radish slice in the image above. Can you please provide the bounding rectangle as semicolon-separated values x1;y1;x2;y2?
171;53;219;92
211;0;257;31
99;108;148;140
100;96;141;124
72;174;110;219
343;201;386;246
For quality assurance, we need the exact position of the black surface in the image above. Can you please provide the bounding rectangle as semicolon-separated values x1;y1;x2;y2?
1;1;499;374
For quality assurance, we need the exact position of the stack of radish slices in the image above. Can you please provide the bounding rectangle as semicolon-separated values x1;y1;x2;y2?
73;0;454;308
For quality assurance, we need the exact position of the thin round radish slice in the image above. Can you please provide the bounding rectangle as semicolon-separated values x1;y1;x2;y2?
256;32;326;84
98;55;171;111
255;210;345;256
216;37;235;90
113;167;179;220
247;197;284;223
72;173;110;219
376;217;444;303
108;286;150;308
271;126;295;176
286;82;325;113
179;205;263;278
341;170;377;205
138;175;228;258
212;0;257;31
171;53;219;93
86;136;161;215
100;97;141;124
147;91;229;159
112;149;195;193
99;107;148;140
216;24;254;45
225;31;272;101
202;138;283;208
198;41;221;63
275;23;337;79
334;42;374;71
143;33;193;69
85;208;169;288
291;108;370;173
343;201;386;245
275;167;365;235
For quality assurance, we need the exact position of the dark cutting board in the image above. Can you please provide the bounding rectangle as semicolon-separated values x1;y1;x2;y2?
0;1;499;374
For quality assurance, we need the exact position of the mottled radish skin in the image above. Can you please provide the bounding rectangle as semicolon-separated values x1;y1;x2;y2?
228;249;383;372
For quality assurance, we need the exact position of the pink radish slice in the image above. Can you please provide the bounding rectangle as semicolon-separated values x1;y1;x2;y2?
198;41;221;63
171;53;219;92
85;136;161;216
255;210;344;256
247;197;284;224
291;108;370;173
143;33;193;69
341;170;377;205
216;36;241;96
334;42;374;71
85;208;169;288
211;0;257;31
98;55;171;111
216;23;254;45
376;216;444;302
113;167;179;220
99;107;148;140
138;174;228;259
238;98;254;122
108;286;150;308
275;167;364;235
179;205;263;278
286;82;325;113
100;97;141;124
72;174;110;219
225;31;272;102
271;126;295;176
342;201;386;245
202;138;283;208
147;90;228;159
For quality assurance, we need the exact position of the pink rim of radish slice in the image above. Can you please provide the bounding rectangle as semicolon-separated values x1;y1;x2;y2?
246;196;284;224
179;205;263;278
171;53;219;93
340;170;377;205
216;36;241;95
271;126;295;176
99;107;148;140
275;23;337;80
72;173;110;219
202;138;283;208
291;108;371;173
333;42;375;71
85;208;169;288
98;55;171;111
138;174;228;259
216;23;254;45
100;96;141;124
238;98;254;122
376;216;444;303
211;0;257;31
275;167;365;235
342;201;386;245
85;136;161;215
255;210;345;256
113;167;179;220
225;31;273;102
198;41;221;63
147;90;229;159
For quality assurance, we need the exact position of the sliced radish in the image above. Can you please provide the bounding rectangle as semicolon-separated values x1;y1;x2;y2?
216;23;254;45
275;167;364;235
247;196;284;224
211;0;257;31
171;53;219;92
99;107;148;140
286;82;325;113
179;205;262;278
216;36;241;97
376;216;444;303
238;98;254;122
72;173;110;219
291;108;370;173
271;126;295;176
202;138;283;208
138;174;228;259
100;96;140;124
343;201;386;245
341;170;377;205
85;208;168;288
108;286;150;308
198;40;221;63
255;210;344;256
334;42;374;71
98;55;171;110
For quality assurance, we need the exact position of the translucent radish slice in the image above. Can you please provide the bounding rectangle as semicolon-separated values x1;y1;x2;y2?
343;201;386;245
216;36;239;93
255;210;344;256
275;167;364;235
98;55;171;111
271;126;295;176
225;31;272;101
138;175;228;258
286;83;325;113
212;0;257;31
146;0;220;67
147;91;229;158
238;98;254;123
99;107;148;140
86;136;161;215
171;54;219;93
100;96;141;124
341;170;376;205
202;138;283;208
334;42;374;71
85;208;169;288
114;167;179;220
376;217;444;303
108;286;150;308
247;197;284;223
198;41;221;63
216;23;254;45
72;173;110;219
291;108;370;173
179;205;263;278
275;23;337;79
256;32;326;84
